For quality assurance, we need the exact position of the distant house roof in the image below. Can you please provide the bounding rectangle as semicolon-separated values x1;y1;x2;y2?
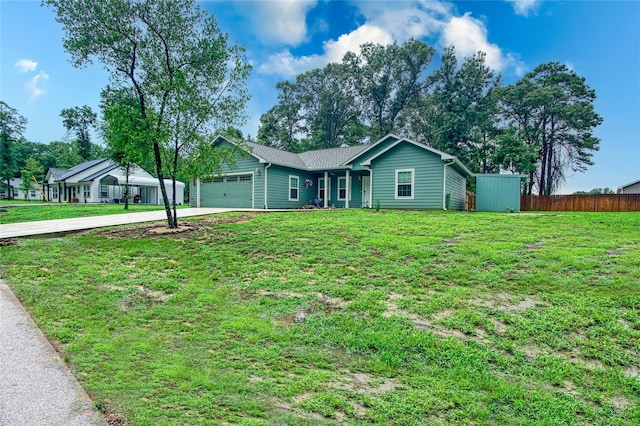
0;178;21;187
48;168;69;180
79;163;119;183
619;178;640;189
56;158;109;181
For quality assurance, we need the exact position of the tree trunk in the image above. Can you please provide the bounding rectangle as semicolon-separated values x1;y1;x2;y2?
153;141;175;228
124;164;130;210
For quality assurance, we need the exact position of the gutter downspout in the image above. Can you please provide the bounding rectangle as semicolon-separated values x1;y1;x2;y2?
264;163;271;209
442;160;455;210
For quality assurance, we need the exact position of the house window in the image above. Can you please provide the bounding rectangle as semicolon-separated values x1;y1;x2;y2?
337;176;352;200
318;178;331;200
100;185;108;198
30;190;36;197
13;189;18;197
227;176;238;182
395;169;414;199
239;175;252;181
52;187;58;199
83;185;91;198
289;176;299;201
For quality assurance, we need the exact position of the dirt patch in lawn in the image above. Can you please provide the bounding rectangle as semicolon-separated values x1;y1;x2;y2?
473;292;545;312
91;213;259;239
339;372;400;395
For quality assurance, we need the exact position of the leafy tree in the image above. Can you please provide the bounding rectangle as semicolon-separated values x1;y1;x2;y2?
417;47;501;172
0;101;27;199
257;81;304;151
345;39;435;140
574;187;615;195
19;157;44;201
296;63;364;149
60;105;98;161
100;87;153;210
47;0;251;228
46;141;84;170
498;62;602;195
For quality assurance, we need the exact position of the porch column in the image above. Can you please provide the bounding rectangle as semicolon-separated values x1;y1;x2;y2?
345;170;350;209
196;178;201;208
323;171;329;208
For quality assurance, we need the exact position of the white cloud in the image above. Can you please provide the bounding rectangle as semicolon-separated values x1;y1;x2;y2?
506;0;541;17
259;24;393;76
26;70;49;100
245;0;317;46
441;13;526;75
258;1;526;77
15;59;38;73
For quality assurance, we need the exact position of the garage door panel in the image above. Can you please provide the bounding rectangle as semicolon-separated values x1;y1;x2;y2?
200;175;252;208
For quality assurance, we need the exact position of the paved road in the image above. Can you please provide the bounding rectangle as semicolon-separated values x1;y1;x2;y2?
0;207;242;238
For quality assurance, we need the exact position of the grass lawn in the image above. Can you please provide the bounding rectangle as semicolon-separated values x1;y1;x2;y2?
1;210;638;425
0;202;187;224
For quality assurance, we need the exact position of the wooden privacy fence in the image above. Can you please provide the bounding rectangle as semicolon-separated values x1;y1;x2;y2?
465;190;476;211
521;194;640;212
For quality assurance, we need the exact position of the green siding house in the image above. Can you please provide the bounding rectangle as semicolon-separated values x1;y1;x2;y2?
191;134;473;210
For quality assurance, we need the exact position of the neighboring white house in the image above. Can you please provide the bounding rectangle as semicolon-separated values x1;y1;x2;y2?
618;179;640;194
0;178;46;201
44;159;185;205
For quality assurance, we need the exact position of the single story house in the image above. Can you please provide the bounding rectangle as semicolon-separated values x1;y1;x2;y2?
0;178;45;201
618;179;640;194
44;159;184;205
190;134;472;210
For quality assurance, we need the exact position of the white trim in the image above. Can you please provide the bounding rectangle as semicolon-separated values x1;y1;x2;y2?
288;175;299;201
264;163;271;209
395;168;415;200
345;170;350;208
361;175;371;208
443;160;454;210
196;178;201;208
337;176;347;200
317;177;331;202
323;172;329;208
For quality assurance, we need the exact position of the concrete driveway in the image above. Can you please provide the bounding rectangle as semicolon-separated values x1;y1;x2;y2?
0;208;246;238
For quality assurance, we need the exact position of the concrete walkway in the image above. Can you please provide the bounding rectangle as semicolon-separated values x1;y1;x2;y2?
0;282;107;425
0;207;240;238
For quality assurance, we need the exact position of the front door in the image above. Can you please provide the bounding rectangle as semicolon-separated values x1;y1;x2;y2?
361;176;370;208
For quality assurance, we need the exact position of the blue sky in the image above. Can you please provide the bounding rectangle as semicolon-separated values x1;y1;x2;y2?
1;0;638;193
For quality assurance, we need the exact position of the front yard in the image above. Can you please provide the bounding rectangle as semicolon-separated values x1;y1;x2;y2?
1;210;638;424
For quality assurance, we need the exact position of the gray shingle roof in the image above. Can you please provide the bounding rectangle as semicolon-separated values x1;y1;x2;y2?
298;145;370;169
245;142;308;169
244;141;369;170
57;158;108;181
79;163;119;182
49;168;69;180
